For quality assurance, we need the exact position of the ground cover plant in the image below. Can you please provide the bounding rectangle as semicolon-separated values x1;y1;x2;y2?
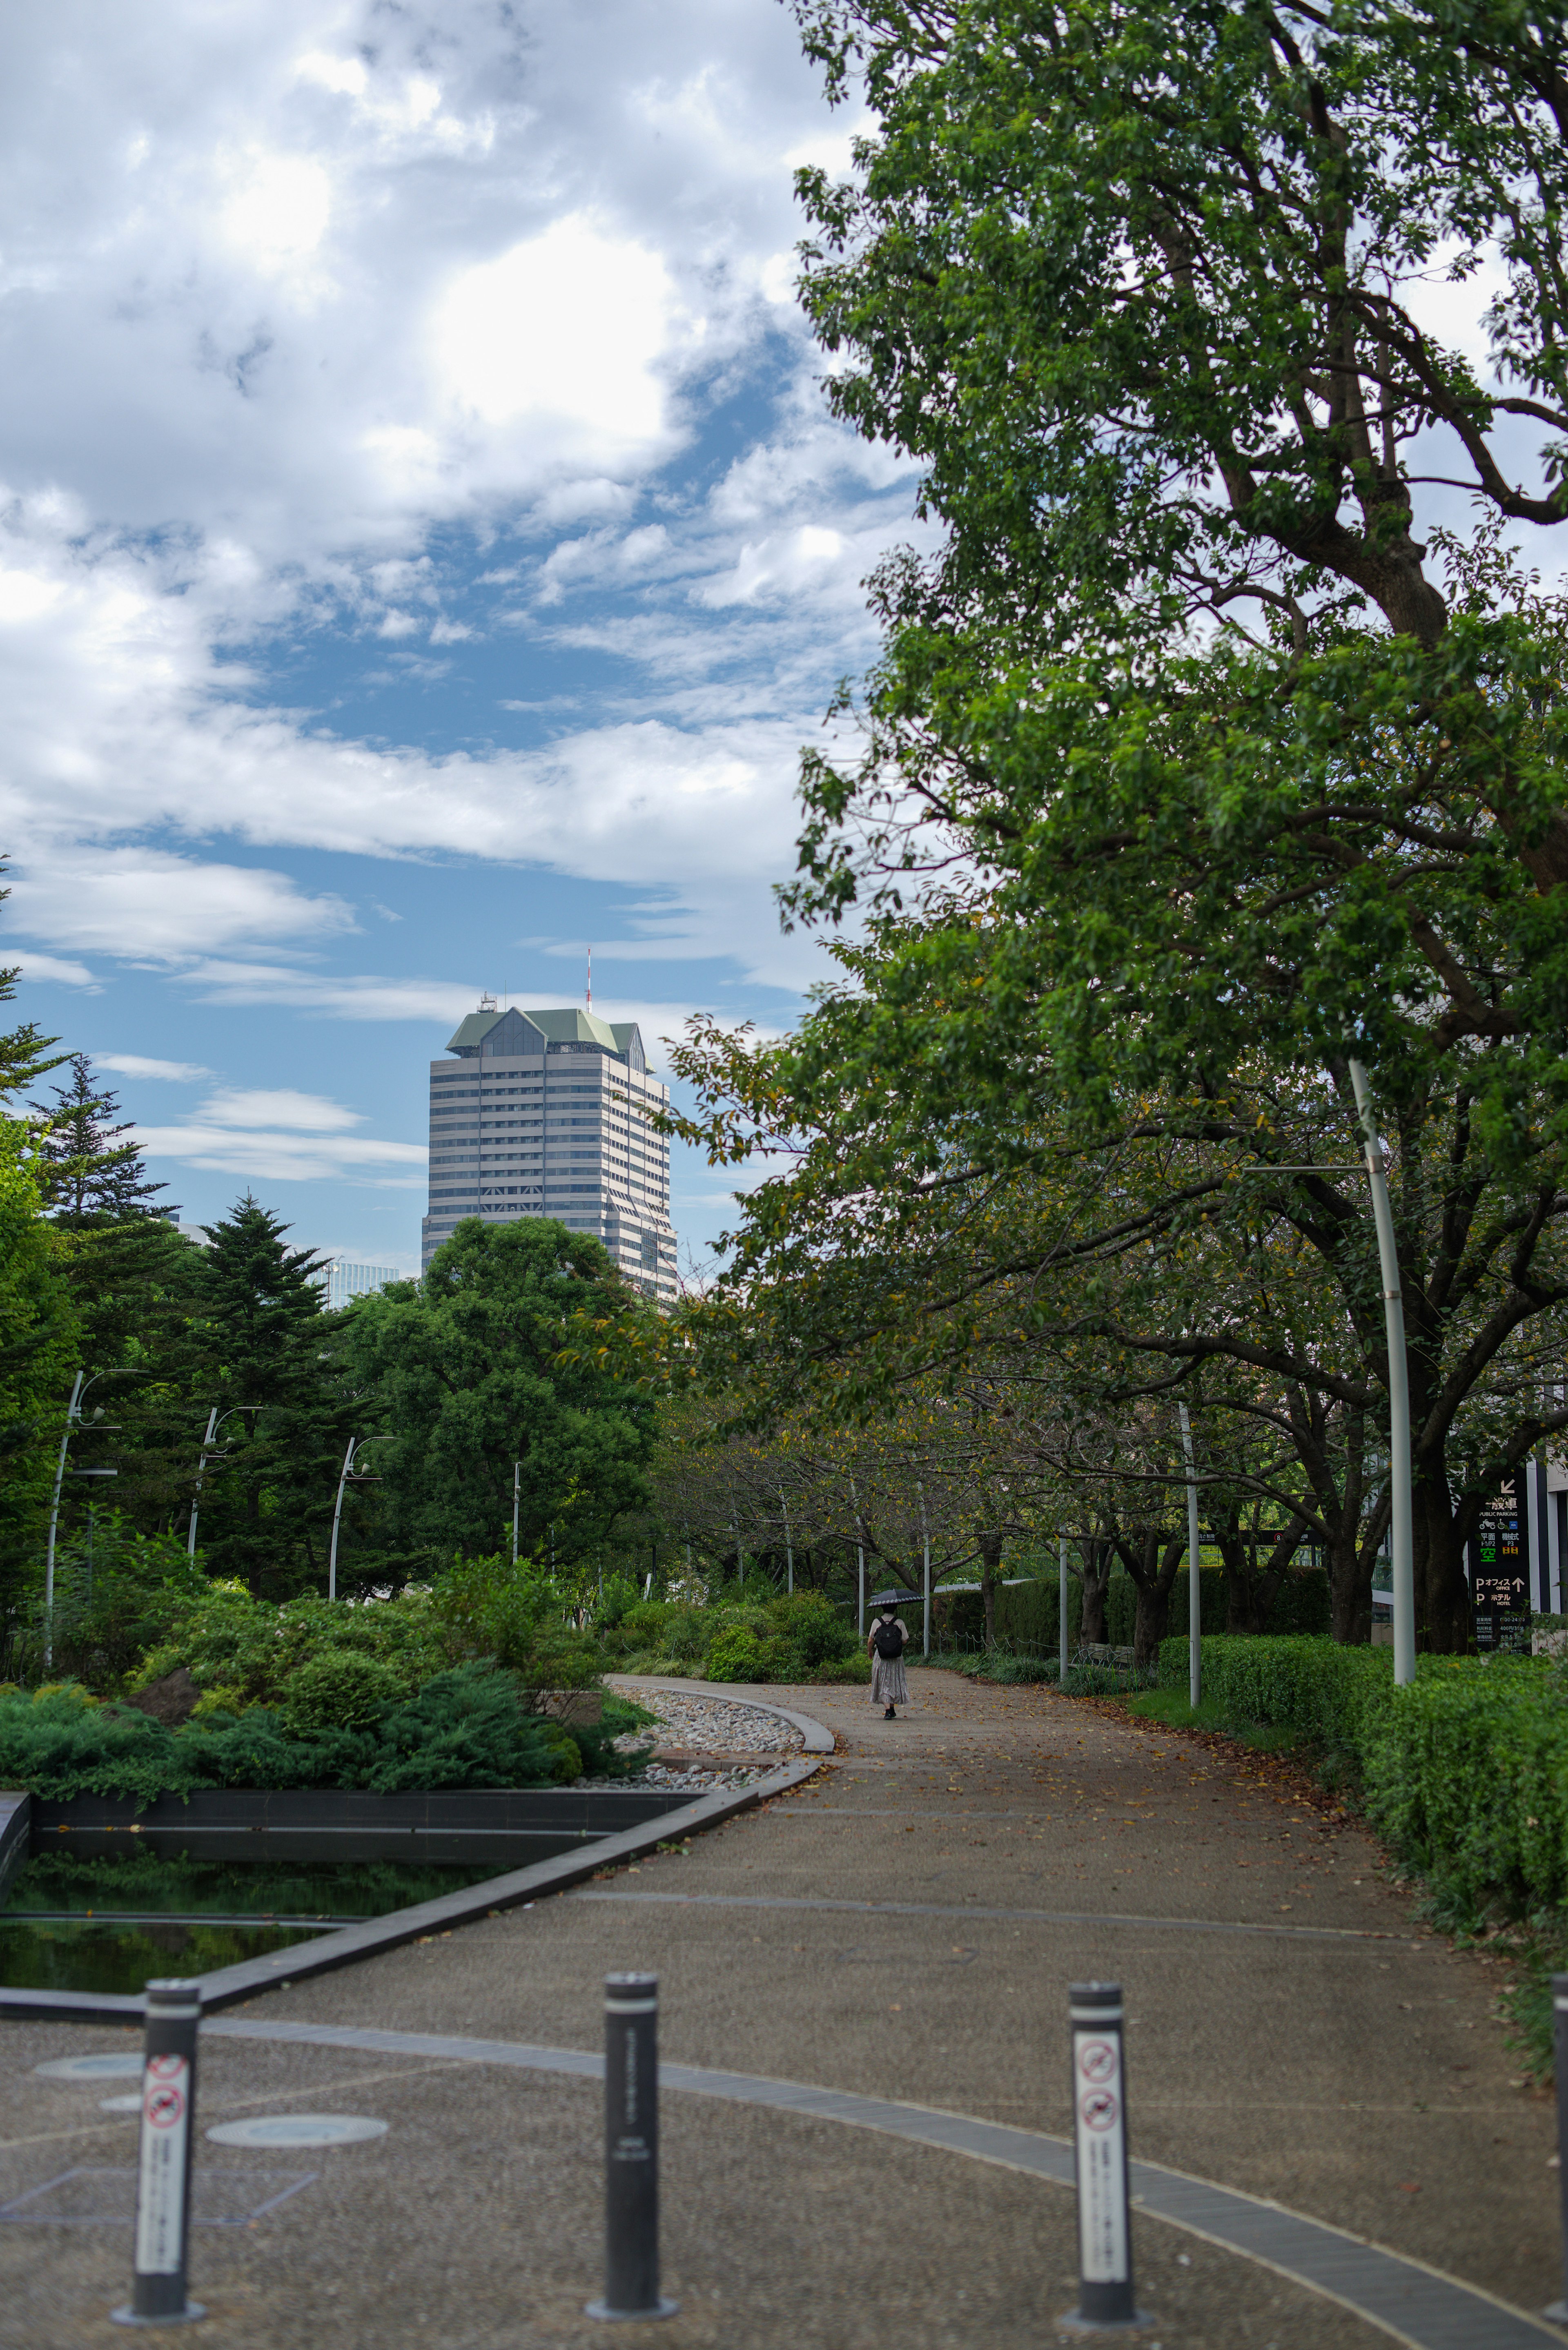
0;1667;647;1803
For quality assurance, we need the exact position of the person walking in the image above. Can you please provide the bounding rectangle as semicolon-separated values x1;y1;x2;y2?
867;1598;910;1719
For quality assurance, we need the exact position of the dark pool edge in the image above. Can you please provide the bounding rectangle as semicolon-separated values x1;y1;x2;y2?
0;1757;825;2025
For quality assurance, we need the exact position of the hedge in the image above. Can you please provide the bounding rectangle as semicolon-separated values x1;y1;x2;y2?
935;1567;1329;1652
1158;1635;1568;1921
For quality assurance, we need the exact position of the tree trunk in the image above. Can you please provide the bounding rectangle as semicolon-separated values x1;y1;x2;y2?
979;1527;1002;1648
1076;1537;1114;1645
1419;1472;1474;1653
1216;1516;1308;1633
1115;1528;1184;1669
1328;1518;1377;1644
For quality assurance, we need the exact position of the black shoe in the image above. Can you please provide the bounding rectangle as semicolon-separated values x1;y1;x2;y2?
884;1706;895;1718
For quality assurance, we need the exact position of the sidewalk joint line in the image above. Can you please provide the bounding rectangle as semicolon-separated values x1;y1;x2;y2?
202;2015;1560;2350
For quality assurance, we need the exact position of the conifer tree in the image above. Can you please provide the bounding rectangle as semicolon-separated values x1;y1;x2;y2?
30;1055;168;1226
188;1197;356;1598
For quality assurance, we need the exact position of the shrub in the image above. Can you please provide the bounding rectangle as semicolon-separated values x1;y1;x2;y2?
0;1664;583;1804
706;1628;766;1683
283;1650;407;1735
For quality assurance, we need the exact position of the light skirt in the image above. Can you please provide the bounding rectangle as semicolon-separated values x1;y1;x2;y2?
871;1654;910;1708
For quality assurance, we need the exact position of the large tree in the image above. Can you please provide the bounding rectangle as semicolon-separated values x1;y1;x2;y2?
345;1217;658;1567
663;0;1568;1651
184;1198;355;1599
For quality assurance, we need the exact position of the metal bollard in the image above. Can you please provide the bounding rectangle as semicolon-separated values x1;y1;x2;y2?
1546;1974;1568;2324
1061;1981;1149;2334
586;1972;678;2322
111;1980;206;2328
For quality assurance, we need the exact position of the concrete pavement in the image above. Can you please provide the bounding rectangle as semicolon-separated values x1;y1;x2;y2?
0;1667;1559;2346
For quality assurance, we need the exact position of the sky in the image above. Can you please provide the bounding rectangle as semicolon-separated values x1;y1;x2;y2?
0;0;921;1275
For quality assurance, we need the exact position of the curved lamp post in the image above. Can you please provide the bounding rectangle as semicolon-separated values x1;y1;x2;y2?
187;1405;264;1560
44;1368;144;1670
329;1435;392;1601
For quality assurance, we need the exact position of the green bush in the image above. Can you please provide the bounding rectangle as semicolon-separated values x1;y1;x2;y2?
282;1650;408;1735
0;1666;586;1806
706;1628;766;1683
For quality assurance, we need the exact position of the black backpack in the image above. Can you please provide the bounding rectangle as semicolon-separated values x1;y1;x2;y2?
872;1617;905;1660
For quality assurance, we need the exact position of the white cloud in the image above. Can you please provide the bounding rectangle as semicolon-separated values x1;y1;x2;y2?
201;1087;361;1132
11;950;96;988
96;1053;214;1081
435;217;677;456
0;3;912;1022
5;847;354;960
134;1085;426;1186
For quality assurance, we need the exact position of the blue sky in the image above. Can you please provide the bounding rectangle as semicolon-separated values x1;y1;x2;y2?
0;0;921;1275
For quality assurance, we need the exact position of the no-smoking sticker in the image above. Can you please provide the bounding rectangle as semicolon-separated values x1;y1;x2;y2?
146;2085;184;2129
1078;2039;1118;2085
1080;2089;1120;2131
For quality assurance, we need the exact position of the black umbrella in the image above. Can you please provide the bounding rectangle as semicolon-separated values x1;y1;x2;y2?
868;1587;923;1608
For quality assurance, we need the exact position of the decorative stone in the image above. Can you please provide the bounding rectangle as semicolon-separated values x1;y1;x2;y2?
122;1666;202;1726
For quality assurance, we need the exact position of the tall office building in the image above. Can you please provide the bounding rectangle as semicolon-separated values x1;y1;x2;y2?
421;999;677;1304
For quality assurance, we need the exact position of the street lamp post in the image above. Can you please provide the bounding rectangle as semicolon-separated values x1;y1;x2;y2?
1178;1404;1202;1708
1348;1059;1415;1688
512;1460;521;1567
329;1435;392;1601
44;1369;142;1670
187;1405;262;1560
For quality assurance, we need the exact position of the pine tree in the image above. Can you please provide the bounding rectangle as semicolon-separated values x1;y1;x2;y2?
30;1055;168;1226
189;1197;356;1598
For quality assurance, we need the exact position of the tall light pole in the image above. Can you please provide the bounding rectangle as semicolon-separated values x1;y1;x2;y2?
329;1435;392;1601
512;1460;522;1567
44;1368;138;1671
1348;1060;1415;1687
780;1489;794;1598
919;1483;931;1657
1178;1403;1202;1708
187;1405;263;1560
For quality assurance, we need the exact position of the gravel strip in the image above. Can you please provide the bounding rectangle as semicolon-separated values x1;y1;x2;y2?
582;1689;806;1792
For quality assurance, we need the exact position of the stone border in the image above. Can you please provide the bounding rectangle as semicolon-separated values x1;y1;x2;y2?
606;1675;836;1754
202;2015;1564;2350
0;1753;829;2028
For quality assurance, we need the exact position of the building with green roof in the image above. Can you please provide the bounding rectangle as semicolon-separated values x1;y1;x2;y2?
423;997;676;1303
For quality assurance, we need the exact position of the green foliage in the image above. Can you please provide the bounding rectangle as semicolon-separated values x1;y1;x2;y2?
706;1627;766;1683
1157;1634;1395;1752
609;1587;866;1684
0;1114;78;1586
432;1554;601;1690
281;1649;409;1735
132;1586;451;1710
0;1666;581;1804
343;1217;657;1566
185;1197;353;1600
22;1514;206;1688
30;1055;168;1225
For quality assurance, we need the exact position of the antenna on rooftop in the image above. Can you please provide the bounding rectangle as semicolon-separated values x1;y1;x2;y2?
479;990;497;1012
587;946;592;1013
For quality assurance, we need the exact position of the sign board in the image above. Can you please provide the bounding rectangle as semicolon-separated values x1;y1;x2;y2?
1472;1478;1531;1653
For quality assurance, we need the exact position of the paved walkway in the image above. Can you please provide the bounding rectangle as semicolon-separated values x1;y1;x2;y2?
1;1670;1561;2346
